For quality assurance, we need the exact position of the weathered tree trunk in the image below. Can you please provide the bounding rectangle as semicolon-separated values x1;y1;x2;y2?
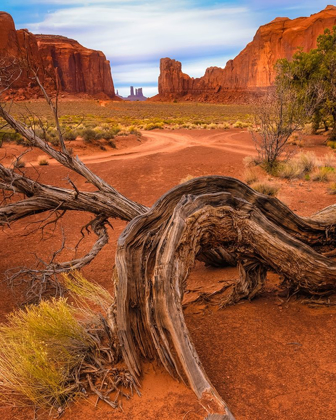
2;95;336;418
115;176;336;419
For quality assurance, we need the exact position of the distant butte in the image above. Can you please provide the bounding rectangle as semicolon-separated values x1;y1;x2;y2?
117;86;147;101
151;6;336;103
0;11;117;100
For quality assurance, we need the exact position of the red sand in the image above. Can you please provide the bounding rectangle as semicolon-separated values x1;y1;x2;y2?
1;129;336;420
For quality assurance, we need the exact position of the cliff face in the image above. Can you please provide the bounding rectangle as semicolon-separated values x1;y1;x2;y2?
0;11;116;99
155;5;336;102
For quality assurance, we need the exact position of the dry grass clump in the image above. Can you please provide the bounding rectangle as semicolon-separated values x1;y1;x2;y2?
327;140;336;149
0;298;96;410
277;152;320;180
0;272;136;414
277;160;304;179
38;155;49;166
328;182;336;194
244;168;259;185
322;153;336;168
243;155;260;168
298;152;318;173
233;120;250;129
250;182;279;197
62;271;113;311
312;166;335;182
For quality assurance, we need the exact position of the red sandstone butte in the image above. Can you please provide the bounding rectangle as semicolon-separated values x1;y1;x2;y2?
0;11;116;100
152;5;336;103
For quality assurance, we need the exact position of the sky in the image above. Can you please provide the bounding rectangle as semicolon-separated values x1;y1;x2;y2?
1;0;333;97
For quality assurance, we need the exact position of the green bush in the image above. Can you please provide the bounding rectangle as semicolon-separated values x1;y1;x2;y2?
81;128;97;143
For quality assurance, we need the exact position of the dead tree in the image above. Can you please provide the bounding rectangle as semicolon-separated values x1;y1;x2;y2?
1;82;336;418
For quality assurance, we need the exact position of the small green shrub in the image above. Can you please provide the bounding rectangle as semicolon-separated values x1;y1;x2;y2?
81;128;97;143
64;129;78;141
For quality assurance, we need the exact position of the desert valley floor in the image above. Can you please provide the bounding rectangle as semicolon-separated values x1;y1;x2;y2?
1;128;336;420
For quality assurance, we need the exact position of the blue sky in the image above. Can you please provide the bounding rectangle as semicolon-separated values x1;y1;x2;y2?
1;1;332;97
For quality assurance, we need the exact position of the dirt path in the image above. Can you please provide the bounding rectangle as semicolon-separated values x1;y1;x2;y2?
0;129;336;420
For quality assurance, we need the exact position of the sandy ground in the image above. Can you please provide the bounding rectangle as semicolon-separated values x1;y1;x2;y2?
1;128;336;420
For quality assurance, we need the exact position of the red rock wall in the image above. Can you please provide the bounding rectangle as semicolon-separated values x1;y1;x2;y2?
155;6;336;102
0;11;116;99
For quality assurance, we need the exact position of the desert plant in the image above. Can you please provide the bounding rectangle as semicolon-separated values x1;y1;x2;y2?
322;153;336;169
0;298;96;410
244;168;259;185
328;181;336;194
81;128;97;143
243;155;260;168
298;152;318;173
327;140;336;149
277;160;304;179
250;182;279;196
38;156;49;166
312;166;335;182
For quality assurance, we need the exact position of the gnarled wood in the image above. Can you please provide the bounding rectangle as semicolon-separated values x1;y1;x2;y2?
116;176;336;418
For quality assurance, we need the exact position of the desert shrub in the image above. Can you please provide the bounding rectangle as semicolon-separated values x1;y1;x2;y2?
250;182;279;197
243;155;260;168
233;120;249;129
244;168;259;185
0;272;117;412
218;122;231;130
143;122;164;130
207;123;217;129
312;166;335;182
298;152;318;173
0;130;24;145
81;128;97;143
0;298;96;410
64;129;77;141
328;129;336;142
328;182;336;194
49;137;60;147
327;141;336;149
277;160;304;179
107;139;117;149
38;156;49;166
302;123;313;135
276;152;318;179
322;153;336;169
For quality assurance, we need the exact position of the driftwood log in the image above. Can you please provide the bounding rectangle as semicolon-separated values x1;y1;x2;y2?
1;101;336;418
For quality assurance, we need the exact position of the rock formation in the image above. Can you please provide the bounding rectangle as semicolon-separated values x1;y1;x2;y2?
117;86;147;101
153;5;336;103
0;11;116;100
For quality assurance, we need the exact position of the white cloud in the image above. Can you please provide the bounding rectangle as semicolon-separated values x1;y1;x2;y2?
20;1;258;92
